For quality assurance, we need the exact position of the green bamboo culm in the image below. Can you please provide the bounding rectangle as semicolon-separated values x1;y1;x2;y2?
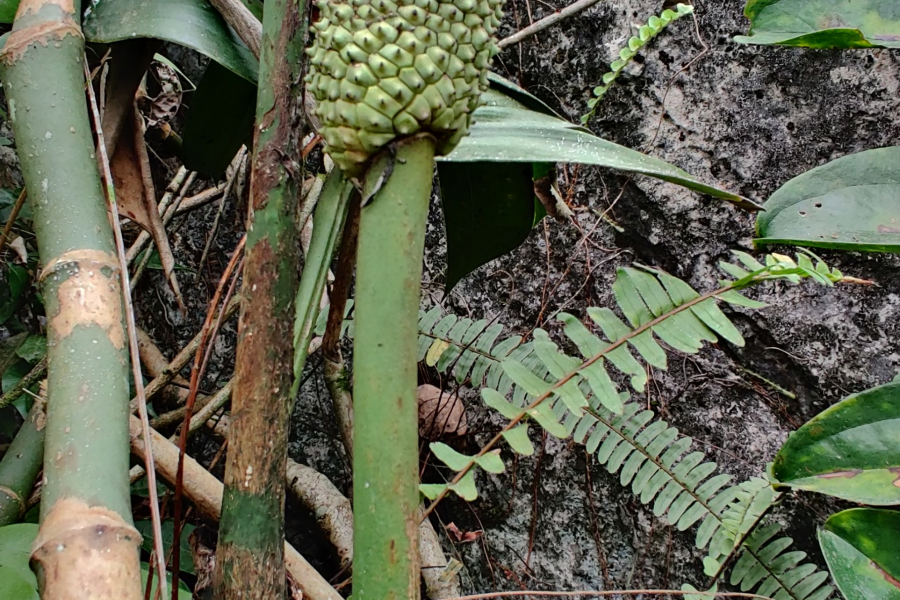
353;135;436;600
0;0;142;597
214;0;307;596
0;398;45;525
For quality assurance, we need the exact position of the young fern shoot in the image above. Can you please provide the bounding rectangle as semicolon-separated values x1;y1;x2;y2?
581;3;694;124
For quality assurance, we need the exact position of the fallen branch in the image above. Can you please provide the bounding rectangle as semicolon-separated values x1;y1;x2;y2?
127;416;341;600
208;0;261;58
286;459;354;567
497;0;606;49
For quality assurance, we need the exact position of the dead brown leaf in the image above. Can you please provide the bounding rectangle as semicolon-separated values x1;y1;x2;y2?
417;384;467;440
109;106;184;310
446;522;483;544
138;59;183;128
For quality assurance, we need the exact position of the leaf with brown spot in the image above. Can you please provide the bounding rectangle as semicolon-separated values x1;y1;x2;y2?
772;380;900;505
820;509;900;600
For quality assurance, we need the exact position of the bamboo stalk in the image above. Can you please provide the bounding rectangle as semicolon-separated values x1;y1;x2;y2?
0;396;46;525
214;0;306;595
353;135;436;600
0;0;141;597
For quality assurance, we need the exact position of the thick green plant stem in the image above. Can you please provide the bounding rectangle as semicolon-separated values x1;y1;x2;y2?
0;0;142;597
215;0;306;597
0;398;45;525
353;135;436;600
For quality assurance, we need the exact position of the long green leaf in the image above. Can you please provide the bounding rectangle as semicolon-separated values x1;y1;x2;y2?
82;0;258;82
735;0;900;48
182;61;256;177
439;89;758;211
755;147;900;252
291;170;354;396
0;524;38;590
820;509;900;600
437;160;536;290
771;380;900;505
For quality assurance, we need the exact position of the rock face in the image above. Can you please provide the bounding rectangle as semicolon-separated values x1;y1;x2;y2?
407;0;900;595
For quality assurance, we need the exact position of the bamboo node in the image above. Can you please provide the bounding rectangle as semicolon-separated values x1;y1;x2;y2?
32;498;143;600
43;249;126;350
0;18;81;65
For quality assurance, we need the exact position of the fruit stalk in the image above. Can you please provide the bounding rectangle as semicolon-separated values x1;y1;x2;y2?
353;136;436;599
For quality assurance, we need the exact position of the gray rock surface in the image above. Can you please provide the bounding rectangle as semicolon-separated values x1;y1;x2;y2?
410;0;900;596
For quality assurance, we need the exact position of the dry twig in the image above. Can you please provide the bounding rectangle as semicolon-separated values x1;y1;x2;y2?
498;0;606;49
0;188;26;257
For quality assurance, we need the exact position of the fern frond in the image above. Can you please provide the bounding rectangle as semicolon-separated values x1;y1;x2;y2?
420;252;843;600
730;523;832;600
581;3;694;125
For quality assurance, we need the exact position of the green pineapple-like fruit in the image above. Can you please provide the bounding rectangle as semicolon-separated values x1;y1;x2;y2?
306;0;504;174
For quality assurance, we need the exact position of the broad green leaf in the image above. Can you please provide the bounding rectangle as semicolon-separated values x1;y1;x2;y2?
0;523;38;590
419;483;449;500
437;161;536;290
755;147;900;252
481;388;524;420
0;0;15;24
182;61;256;177
819;509;900;600
131;475;168;499
133;520;195;575
502;425;534;455
15;336;45;365
82;0;258;82
735;0;900;48
2;359;30;397
682;582;717;600
771;380;900;505
820;510;900;600
717;289;768;309
0;332;26;382
141;564;193;600
527;401;568;438
439;89;758;211
501;359;552;397
0;566;37;600
451;471;478;501
0;266;29;325
240;0;263;20
430;442;473;472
